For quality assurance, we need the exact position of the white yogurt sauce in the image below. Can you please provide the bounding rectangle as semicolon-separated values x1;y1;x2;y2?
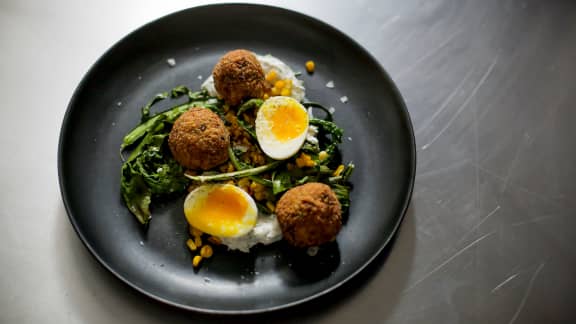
219;214;283;253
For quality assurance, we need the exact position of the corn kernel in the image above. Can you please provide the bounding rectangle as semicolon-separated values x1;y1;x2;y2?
333;164;345;176
305;154;315;166
274;80;286;89
250;181;265;193
285;79;292;87
200;245;213;258
186;238;197;251
271;87;280;95
238;178;251;192
192;255;202;268
305;60;315;73
295;157;304;168
266;70;278;82
189;227;203;238
280;88;291;97
318;151;328;161
194;236;202;248
295;153;315;168
238;177;250;186
266;201;275;213
263;93;270;99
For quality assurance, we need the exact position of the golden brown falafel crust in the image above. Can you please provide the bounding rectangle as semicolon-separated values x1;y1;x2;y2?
212;49;266;106
168;107;229;170
276;183;342;248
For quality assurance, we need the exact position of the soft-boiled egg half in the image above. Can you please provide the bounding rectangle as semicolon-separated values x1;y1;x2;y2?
255;96;309;160
184;184;258;238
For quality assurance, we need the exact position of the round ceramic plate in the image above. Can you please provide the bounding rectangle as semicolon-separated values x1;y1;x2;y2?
58;4;415;314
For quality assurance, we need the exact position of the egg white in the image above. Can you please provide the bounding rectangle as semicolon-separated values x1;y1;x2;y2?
219;214;283;253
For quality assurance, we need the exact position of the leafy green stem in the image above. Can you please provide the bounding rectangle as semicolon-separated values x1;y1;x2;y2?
186;161;283;182
303;102;333;121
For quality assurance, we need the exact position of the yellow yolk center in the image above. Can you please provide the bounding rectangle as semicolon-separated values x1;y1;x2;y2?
267;102;308;141
187;186;250;237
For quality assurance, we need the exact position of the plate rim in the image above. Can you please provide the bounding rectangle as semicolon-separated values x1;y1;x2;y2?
57;3;416;314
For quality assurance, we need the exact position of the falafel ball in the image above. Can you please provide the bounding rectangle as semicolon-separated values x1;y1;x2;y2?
276;183;342;248
168;107;229;170
213;49;266;105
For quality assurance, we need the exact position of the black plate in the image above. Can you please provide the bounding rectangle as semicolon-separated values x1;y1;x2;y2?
58;4;415;314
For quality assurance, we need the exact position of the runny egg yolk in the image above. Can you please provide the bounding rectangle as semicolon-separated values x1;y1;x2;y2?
265;101;308;142
184;184;257;238
201;186;247;222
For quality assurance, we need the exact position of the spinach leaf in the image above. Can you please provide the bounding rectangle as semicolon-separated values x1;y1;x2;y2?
131;149;189;195
341;162;354;181
228;145;252;171
140;86;196;122
120;103;187;151
228;145;272;187
121;142;189;224
295;176;309;185
236;99;263;140
327;163;354;212
238;98;264;115
331;183;351;211
127;126;167;162
141;92;170;122
303;102;333;122
203;98;225;116
328;163;355;184
121;163;152;225
301;142;320;154
309;118;343;162
171;85;192;98
309;119;343;143
272;171;292;195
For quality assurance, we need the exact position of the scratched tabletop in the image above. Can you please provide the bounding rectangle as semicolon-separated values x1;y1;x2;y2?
1;0;575;323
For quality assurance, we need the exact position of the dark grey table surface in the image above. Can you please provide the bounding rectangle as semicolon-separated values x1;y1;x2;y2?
2;0;575;323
